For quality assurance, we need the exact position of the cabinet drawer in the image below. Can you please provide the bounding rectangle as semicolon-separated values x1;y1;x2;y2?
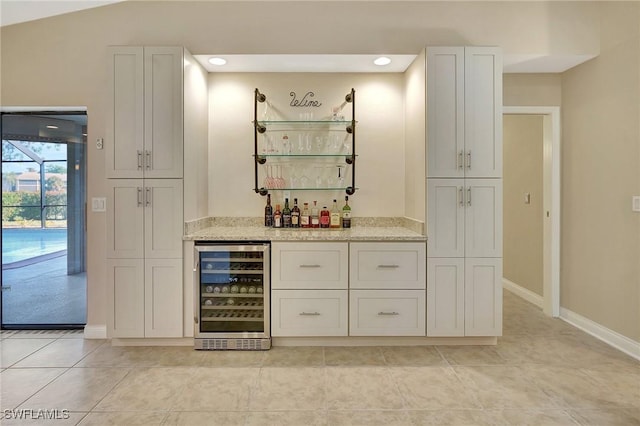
272;290;348;337
350;242;426;289
349;290;426;336
272;242;348;290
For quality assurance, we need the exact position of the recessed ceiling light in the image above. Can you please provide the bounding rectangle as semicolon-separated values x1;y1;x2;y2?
374;56;392;66
208;57;227;66
46;125;59;129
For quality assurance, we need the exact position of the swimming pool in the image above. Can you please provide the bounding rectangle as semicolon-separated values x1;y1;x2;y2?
1;228;67;264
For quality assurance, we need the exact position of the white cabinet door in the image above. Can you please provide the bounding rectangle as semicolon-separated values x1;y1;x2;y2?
144;179;183;259
350;242;426;290
465;258;502;336
107;259;144;338
144;47;184;179
464;47;502;178
350;290;426;336
145;258;183;337
427;258;464;337
106;179;144;259
427;47;464;178
107;47;144;179
272;242;348;290
427;179;465;258
271;290;348;337
464;179;502;258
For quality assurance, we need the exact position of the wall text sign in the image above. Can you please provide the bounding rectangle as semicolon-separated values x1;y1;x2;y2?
289;91;322;107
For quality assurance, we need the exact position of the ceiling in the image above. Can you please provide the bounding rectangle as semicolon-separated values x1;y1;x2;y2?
1;1;596;73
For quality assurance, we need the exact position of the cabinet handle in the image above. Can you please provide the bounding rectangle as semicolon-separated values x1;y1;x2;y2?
299;264;321;268
459;186;464;207
299;312;321;316
458;150;464;169
137;187;143;207
466;150;472;169
137;150;143;170
467;187;472;206
145;187;152;207
145;150;152;170
377;311;399;316
377;264;399;269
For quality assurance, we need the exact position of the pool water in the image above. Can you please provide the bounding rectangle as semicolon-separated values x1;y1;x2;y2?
1;228;67;264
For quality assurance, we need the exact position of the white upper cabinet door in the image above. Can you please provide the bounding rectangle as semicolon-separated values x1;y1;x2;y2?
144;47;184;179
107;47;144;179
106;179;145;259
427;47;464;178
464;179;503;258
464;47;502;178
144;179;184;259
427;179;465;258
464;257;502;336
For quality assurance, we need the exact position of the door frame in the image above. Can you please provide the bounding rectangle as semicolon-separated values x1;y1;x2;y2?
503;106;560;317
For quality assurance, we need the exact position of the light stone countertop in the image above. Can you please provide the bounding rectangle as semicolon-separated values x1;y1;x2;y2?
184;217;427;242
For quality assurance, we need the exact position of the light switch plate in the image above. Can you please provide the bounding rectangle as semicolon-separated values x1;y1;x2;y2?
92;197;106;212
633;196;640;212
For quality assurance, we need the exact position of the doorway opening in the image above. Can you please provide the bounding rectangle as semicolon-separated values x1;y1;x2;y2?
1;111;87;328
503;106;560;317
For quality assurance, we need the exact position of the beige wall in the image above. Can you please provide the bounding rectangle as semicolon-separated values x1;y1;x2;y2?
561;2;640;342
503;74;562;106
208;73;405;218
0;1;625;335
503;115;544;296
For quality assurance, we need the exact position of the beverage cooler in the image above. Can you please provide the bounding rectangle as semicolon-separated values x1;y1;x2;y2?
194;242;271;350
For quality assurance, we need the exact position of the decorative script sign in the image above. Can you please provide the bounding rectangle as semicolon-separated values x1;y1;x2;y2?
289;91;322;107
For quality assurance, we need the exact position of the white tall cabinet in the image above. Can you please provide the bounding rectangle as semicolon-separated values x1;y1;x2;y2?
106;46;207;339
426;46;503;337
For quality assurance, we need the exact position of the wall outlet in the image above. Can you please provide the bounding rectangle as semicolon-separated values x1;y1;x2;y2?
524;192;531;205
96;138;104;150
633;196;640;212
92;197;106;212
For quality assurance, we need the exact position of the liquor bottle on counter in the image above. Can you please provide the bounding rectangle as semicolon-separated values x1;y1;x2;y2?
273;204;282;228
342;196;352;228
264;194;273;227
311;201;320;228
291;198;301;228
283;198;292;228
320;205;330;228
330;199;341;228
301;202;310;228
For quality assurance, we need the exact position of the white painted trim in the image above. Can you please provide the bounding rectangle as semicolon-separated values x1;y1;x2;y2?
503;106;560;317
502;279;543;308
273;336;497;346
83;325;107;339
112;338;193;346
1;106;87;112
560;307;640;361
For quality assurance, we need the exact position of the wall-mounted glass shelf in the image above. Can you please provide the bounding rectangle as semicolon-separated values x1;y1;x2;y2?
255;154;357;158
259;187;358;191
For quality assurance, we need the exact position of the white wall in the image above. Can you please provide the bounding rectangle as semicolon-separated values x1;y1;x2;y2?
208;73;405;218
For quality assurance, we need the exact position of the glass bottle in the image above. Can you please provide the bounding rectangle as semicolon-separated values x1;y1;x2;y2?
301;202;311;228
311;201;320;228
320;205;330;228
282;198;292;228
330;199;341;228
273;204;282;228
264;194;273;227
291;198;301;228
342;196;352;228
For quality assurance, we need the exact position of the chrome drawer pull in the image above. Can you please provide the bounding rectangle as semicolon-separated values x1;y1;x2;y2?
137;150;143;170
299;312;321;316
378;311;399;316
377;264;399;269
299;264;321;268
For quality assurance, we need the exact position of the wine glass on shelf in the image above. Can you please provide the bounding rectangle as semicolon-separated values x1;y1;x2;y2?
314;166;324;188
276;165;286;189
263;165;273;189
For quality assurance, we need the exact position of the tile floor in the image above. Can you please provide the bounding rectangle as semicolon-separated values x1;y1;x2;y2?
0;291;638;425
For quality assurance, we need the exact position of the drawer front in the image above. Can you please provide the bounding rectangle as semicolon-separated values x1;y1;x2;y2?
272;290;348;337
272;242;348;290
350;242;426;289
349;290;426;336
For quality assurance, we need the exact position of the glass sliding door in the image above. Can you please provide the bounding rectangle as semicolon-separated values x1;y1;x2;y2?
1;112;87;328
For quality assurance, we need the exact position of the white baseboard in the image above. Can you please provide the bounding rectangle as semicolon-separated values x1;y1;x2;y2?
560;307;640;361
502;278;543;308
83;325;107;339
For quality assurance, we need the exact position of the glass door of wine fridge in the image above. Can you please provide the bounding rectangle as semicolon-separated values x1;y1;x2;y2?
194;242;270;350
